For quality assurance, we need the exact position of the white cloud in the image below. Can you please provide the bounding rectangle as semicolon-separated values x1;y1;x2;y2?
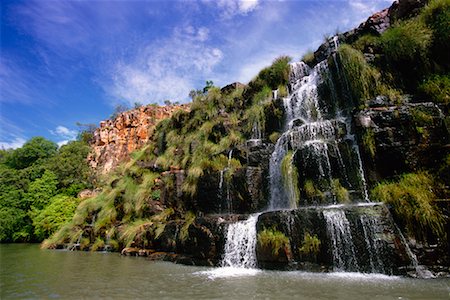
57;140;70;147
204;0;260;18
0;137;26;150
50;125;78;146
239;0;259;13
107;26;223;105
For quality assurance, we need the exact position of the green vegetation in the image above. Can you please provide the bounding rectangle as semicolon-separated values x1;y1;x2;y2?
331;179;350;203
362;128;376;158
336;44;382;107
419;75;450;105
0;137;92;242
303;180;325;203
301;51;315;66
348;0;449;97
371;172;445;240
299;232;321;257
257;227;290;256
281;151;300;206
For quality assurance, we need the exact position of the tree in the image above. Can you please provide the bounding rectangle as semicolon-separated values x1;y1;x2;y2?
203;80;214;93
32;194;79;240
24;170;58;210
46;140;92;194
4;137;57;169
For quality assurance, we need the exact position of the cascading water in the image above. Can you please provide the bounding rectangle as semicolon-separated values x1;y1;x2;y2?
359;214;386;274
221;214;260;268
323;209;359;271
220;38;418;275
218;150;234;213
268;46;374;210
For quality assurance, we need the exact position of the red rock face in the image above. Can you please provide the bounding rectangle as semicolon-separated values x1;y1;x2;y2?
89;104;189;174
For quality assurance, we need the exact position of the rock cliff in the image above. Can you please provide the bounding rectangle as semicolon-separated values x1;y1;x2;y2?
89;104;189;174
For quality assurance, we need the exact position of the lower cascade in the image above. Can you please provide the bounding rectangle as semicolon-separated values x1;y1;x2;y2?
323;209;359;272
221;214;260;268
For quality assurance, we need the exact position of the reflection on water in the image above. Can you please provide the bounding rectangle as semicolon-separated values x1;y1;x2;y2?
1;244;449;299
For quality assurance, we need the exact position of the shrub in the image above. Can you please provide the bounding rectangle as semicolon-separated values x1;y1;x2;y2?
381;19;432;89
301;51;315;66
303;180;324;201
332;179;350;203
421;0;450;66
337;44;381;106
419;74;450;105
299;232;321;256
269;132;281;144
257;227;290;255
371;172;445;240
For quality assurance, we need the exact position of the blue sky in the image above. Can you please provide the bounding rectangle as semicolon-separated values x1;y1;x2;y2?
0;0;393;148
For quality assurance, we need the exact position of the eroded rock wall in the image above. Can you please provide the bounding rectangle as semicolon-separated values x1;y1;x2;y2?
89;104;189;174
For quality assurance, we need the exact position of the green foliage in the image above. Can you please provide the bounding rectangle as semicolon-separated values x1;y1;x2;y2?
25;170;58;210
255;56;292;90
337;44;381;106
362;128;376;158
91;237;105;251
258;227;290;256
381;19;433;89
371;172;445;240
352;34;381;53
277;85;288;98
332;179;350;203
301;51;315;66
32;195;79;240
421;0;450;66
281;151;300;206
419;74;450;104
4;137;57;169
269;132;281;144
0;207;27;242
179;211;196;242
381;20;432;65
303;180;324;201
299;232;321;256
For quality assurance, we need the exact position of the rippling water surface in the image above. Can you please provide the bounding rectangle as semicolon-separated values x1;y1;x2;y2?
1;244;449;299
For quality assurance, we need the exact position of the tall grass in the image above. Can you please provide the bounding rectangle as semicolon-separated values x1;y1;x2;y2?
371;172;445;240
257;227;290;256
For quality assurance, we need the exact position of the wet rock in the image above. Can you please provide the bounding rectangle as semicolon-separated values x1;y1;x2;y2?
355;101;449;182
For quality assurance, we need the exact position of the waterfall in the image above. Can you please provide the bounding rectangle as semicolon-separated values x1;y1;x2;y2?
359;214;386;273
323;209;359;271
393;223;435;278
218;150;234;213
221;214;260;268
269;55;372;209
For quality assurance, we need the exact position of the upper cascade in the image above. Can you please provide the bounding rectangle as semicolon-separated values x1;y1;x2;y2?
268;57;369;210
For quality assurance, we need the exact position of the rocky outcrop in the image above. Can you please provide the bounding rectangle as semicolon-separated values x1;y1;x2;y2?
89;104;189;174
355;99;448;183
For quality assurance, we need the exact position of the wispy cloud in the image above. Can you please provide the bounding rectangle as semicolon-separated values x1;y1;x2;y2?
0;117;26;150
107;26;223;105
0;56;41;104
